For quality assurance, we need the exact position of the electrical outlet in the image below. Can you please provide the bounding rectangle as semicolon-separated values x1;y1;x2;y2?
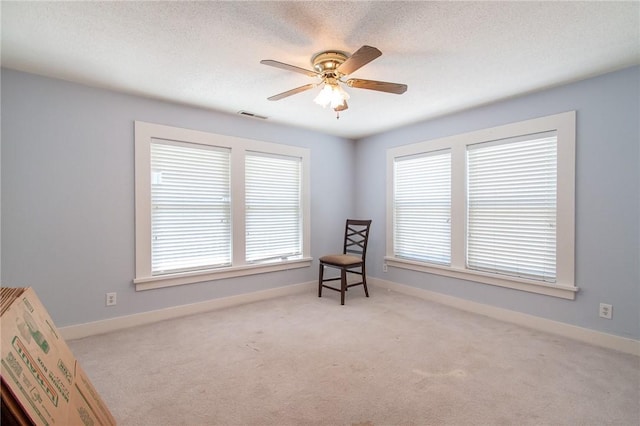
106;292;117;307
599;303;612;319
383;263;388;273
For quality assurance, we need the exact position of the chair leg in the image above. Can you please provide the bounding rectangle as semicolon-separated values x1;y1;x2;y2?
318;263;324;297
362;266;369;297
340;269;346;305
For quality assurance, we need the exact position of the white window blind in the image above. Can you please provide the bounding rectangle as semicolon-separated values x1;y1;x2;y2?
150;140;231;275
467;133;557;282
245;152;302;263
393;150;451;265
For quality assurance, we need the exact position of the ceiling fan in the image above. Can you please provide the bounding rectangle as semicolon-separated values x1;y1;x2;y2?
261;45;407;117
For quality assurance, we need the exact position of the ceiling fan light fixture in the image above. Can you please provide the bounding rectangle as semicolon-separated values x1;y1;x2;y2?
332;84;350;108
313;82;350;109
313;84;332;107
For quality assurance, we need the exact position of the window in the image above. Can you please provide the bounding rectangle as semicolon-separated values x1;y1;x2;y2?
386;112;576;299
245;152;302;263
467;134;557;282
394;150;451;265
150;141;231;275
135;122;311;291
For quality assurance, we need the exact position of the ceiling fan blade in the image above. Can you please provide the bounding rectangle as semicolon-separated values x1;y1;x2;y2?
346;78;408;94
267;84;316;101
260;60;319;77
337;45;382;75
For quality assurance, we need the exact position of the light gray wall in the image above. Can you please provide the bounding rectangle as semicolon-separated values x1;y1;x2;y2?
3;67;639;341
1;69;355;327
356;66;640;340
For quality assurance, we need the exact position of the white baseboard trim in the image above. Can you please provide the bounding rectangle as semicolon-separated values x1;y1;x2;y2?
60;281;315;341
61;278;639;356
371;278;640;357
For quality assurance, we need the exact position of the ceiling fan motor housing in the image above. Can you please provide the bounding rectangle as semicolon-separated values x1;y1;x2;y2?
311;51;348;76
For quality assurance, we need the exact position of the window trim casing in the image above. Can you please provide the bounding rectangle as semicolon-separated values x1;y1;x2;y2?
134;121;312;291
385;111;576;299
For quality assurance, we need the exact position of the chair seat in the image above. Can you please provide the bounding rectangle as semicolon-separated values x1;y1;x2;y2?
320;254;362;266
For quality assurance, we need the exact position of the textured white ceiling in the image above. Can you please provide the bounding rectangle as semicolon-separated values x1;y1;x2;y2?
2;1;639;139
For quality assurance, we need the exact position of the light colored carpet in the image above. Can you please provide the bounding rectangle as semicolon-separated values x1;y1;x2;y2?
68;287;640;425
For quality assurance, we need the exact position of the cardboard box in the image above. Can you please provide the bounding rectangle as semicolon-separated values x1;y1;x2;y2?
1;287;116;426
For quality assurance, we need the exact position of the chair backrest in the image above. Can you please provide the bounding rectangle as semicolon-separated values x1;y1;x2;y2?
343;219;372;260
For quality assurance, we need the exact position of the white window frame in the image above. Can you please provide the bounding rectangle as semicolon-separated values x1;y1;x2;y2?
134;121;311;291
386;111;576;299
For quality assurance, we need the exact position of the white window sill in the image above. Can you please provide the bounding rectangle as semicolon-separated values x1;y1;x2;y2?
385;257;578;300
134;257;313;291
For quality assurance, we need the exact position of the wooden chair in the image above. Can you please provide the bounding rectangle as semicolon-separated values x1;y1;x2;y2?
318;219;372;305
